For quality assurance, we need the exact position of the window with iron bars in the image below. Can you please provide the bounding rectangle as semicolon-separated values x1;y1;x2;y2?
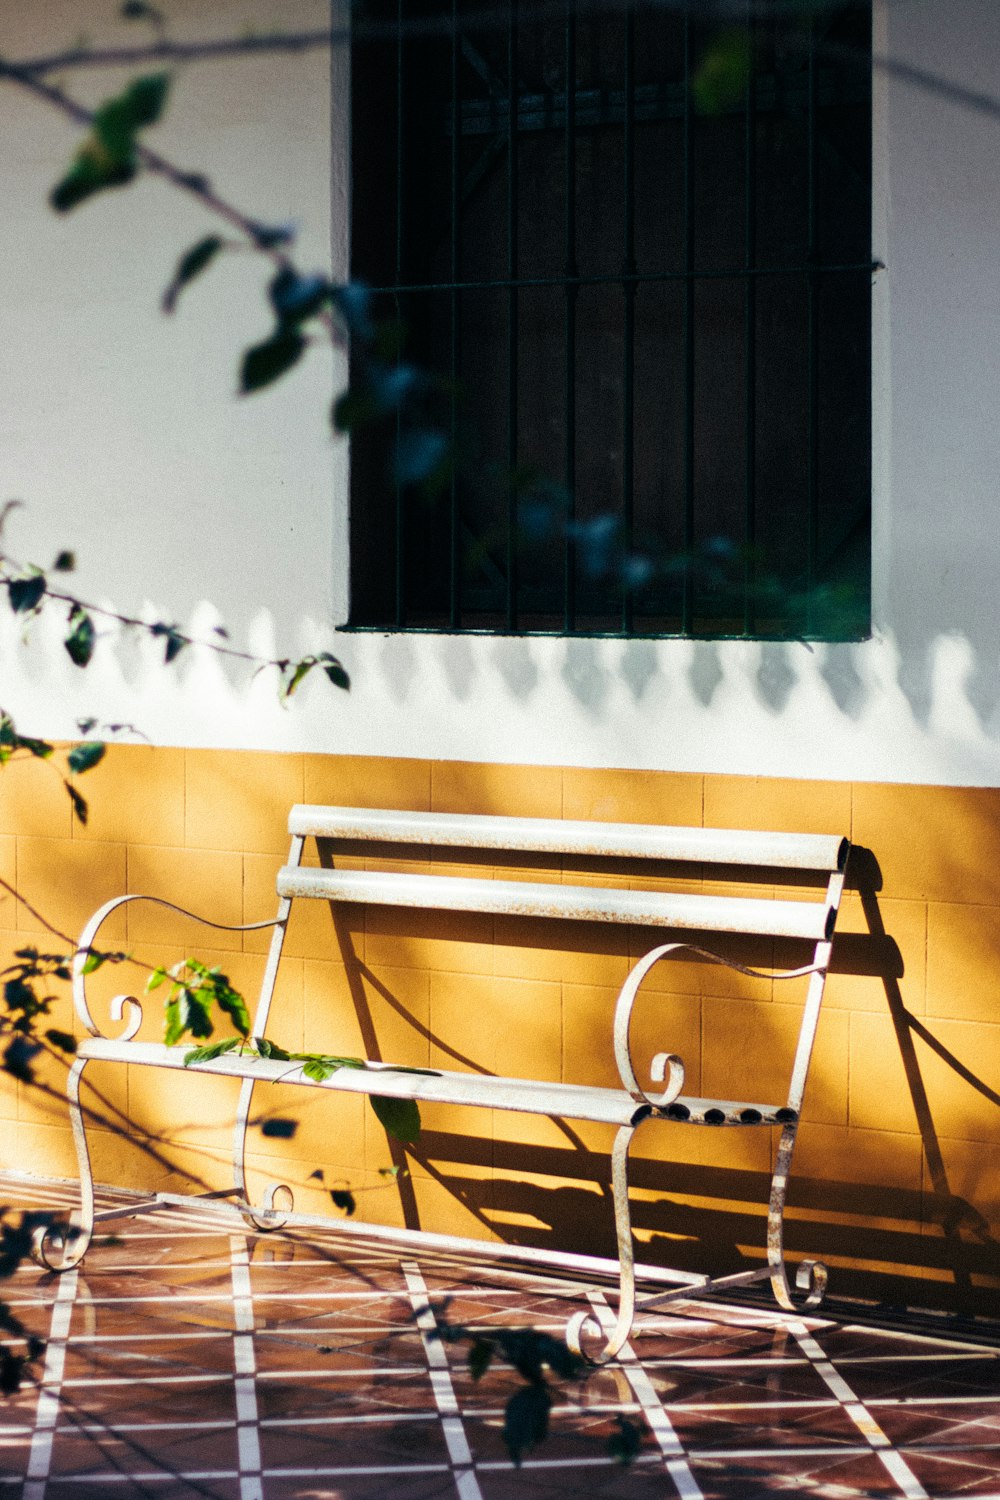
346;0;872;638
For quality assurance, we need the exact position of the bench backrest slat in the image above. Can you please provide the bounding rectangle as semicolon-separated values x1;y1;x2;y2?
276;867;836;940
288;805;847;873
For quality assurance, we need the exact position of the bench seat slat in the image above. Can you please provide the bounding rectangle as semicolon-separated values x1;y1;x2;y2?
275;867;834;940
77;1039;793;1127
288;804;847;873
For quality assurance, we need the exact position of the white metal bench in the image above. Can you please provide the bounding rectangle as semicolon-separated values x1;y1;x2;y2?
39;803;848;1363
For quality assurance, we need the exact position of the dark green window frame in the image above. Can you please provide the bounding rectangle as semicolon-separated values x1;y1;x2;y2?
347;0;873;640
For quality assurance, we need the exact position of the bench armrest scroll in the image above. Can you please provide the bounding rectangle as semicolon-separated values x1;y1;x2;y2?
72;894;280;1040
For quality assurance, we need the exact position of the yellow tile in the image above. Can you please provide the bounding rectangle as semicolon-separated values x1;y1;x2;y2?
126;1063;241;1157
242;854;286;953
429;972;561;1083
87;1122;192;1195
632;930;775;1001
852;782;1000;905
0;1120;79;1179
562;767;703;827
921;1134;1000;1242
704;774;851;837
185;748;304;854
250;1082;367;1176
823;894;926;1015
365;907;495;976
626;1119;772;1184
909;1016;1000;1145
410;1162;496;1242
0;1063;16;1124
16;836;126;944
431;760;563;818
0;841;17;929
789;1124;924;1228
562;982;702;1095
490;1165;611;1257
702;995;848;1125
303;960;431;1068
72;745;185;847
304;753;431;811
73;1058;136;1159
926;901;1000;1025
409;1099;493;1178
124;845;243;950
851;1011;1000;1147
0;753;73;839
848;1012;923;1136
493;914;630;986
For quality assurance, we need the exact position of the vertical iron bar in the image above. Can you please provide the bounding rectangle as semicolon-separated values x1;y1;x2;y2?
681;12;695;633
394;0;406;628
449;0;461;628
806;10;819;633
563;0;578;632
621;5;636;634
506;0;519;631
742;4;757;635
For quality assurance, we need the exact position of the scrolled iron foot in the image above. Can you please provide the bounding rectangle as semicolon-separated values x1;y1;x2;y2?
31;1220;90;1273
770;1255;828;1312
239;1181;294;1232
565;1307;631;1367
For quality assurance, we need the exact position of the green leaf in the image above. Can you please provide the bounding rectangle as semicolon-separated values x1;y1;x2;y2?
67;741;105;775
369;1094;421;1145
163;994;185;1047
44;1029;77;1055
64;608;96;667
301;1057;336;1082
66;783;88;825
50;73;168;215
150;623;187;663
240;329;306;394
503;1385;551;1467
8;575;45;613
184;986;214;1039
51;151;136;212
120;72;171;129
318;652;350;690
269;267;331;325
468;1338;493;1381
184;1036;241;1066
283;657;315;699
81;949;117;976
146;965;167;990
216;982;250;1038
253;1036;290;1062
162;235;224;314
53;551;75;572
16;735;54;760
330;1189;356;1215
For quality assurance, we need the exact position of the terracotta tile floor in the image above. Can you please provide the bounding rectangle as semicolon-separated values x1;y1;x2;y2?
2;1176;999;1499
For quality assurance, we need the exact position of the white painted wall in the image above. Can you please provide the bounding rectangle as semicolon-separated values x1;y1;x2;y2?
4;0;1000;786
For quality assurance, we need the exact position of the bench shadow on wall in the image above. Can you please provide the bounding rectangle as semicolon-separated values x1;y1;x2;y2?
326;842;999;1319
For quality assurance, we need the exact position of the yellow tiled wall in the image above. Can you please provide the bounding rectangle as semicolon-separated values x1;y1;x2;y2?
1;747;997;1316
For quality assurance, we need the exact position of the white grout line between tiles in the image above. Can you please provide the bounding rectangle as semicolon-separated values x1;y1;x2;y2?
22;1267;78;1500
402;1257;485;1500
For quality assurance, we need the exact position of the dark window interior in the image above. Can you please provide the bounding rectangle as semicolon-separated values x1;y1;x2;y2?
348;0;872;638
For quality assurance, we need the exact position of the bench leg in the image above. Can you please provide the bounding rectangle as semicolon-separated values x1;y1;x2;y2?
231;1076;295;1231
32;1057;95;1272
766;1122;828;1311
565;1117;642;1365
